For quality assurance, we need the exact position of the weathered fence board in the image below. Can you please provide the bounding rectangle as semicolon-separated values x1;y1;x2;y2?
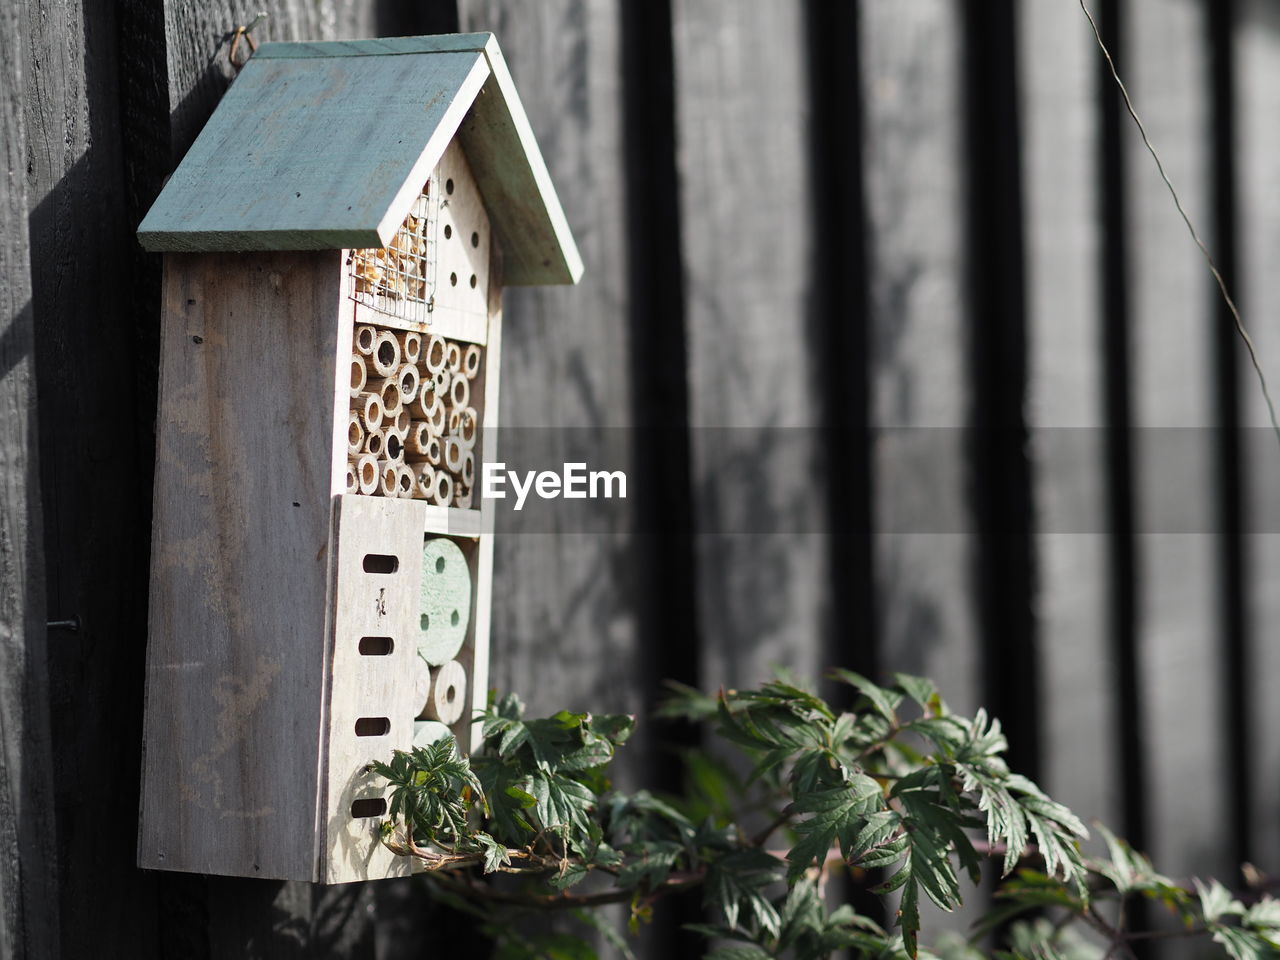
1020;0;1119;832
671;0;829;691
1;4;59;957
1127;0;1231;898
860;2;979;717
453;0;643;741
860;1;978;939
1236;0;1280;877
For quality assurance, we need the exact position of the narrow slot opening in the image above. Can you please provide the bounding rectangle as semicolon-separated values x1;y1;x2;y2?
362;554;399;574
350;797;387;819
354;717;391;737
358;636;393;655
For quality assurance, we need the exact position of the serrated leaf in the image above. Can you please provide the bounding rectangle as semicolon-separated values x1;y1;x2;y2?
787;775;886;879
704;848;784;937
830;669;902;722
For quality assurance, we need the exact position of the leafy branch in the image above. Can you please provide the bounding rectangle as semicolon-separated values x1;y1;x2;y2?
371;673;1280;959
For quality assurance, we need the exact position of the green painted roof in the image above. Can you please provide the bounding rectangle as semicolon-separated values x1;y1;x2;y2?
137;33;582;285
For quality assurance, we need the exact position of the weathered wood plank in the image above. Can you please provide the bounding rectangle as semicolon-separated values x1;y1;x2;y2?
1;2;59;956
452;1;640;733
1127;0;1231;899
860;2;978;941
671;0;828;691
22;0;163;953
1235;0;1280;876
860;2;979;716
1019;0;1119;830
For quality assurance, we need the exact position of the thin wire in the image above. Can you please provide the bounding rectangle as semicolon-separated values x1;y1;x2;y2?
1078;0;1280;447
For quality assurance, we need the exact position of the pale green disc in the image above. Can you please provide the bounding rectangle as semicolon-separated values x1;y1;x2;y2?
413;720;451;748
418;537;471;665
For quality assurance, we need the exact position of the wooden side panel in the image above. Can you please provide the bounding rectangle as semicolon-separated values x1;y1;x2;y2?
1127;0;1230;891
1019;0;1118;827
671;0;828;689
1236;0;1280;875
139;251;343;881
0;1;59;954
321;496;423;884
861;3;979;713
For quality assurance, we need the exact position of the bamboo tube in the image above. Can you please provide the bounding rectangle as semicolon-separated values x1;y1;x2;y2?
459;406;478;447
449;372;470;409
379;427;404;462
378;460;399;497
354;324;376;356
447;406;462;436
426;435;442;466
418;392;446;435
443;437;465;474
463;344;482;380
362;430;384;458
432;367;452;398
411;462;435;500
462;451;475;488
395;464;416;498
432;470;453;507
350;353;367;397
406;422;433;459
397;363;420;405
391;406;411;438
398;331;422;365
345;462;358;494
354;392;384;432
371;331;400;377
426;660;467;725
445;341;462;372
423;334;447;373
347;413;364;456
355;454;379;495
366;377;402;416
454;481;473;510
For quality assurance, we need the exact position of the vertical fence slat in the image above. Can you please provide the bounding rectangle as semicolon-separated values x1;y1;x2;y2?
1127;0;1231;893
671;0;828;690
1;2;58;956
860;3;978;942
860;3;979;716
453;0;642;731
1236;0;1280;876
1020;0;1118;829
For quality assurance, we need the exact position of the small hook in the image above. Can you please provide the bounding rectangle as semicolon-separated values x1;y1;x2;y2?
228;12;268;70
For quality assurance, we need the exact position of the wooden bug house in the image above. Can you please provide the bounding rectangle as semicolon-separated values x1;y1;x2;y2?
134;33;582;884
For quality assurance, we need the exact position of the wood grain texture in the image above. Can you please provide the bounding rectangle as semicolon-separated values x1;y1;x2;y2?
1235;0;1280;875
1;2;59;956
140;251;342;880
22;0;162;952
671;0;828;690
1018;0;1118;829
860;2;979;714
1127;0;1230;898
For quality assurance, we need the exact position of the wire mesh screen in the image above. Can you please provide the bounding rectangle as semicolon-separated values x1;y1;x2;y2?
347;174;440;321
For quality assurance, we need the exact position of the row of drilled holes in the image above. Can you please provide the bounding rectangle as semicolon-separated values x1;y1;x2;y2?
353;554;397;818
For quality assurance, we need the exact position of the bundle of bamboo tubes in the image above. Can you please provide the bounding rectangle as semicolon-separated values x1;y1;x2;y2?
347;325;482;507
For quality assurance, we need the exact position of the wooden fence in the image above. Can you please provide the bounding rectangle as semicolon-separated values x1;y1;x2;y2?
3;0;1278;956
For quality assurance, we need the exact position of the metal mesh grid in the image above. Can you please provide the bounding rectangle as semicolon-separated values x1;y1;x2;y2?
347;174;439;321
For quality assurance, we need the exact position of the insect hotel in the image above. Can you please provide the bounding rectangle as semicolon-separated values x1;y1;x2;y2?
134;33;582;884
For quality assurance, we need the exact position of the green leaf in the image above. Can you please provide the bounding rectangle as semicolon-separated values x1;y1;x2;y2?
474;832;511;874
830;669;903;722
704;848;785;937
786;774;886;880
528;769;596;834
